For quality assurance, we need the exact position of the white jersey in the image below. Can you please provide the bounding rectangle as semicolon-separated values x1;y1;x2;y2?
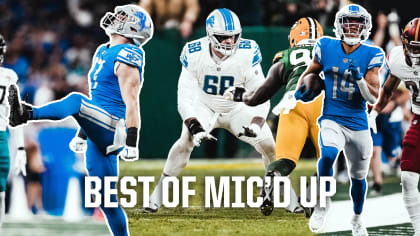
177;37;268;119
0;67;18;131
388;46;420;115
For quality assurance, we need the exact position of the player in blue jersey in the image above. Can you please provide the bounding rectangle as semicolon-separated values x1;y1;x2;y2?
295;4;384;235
7;5;153;236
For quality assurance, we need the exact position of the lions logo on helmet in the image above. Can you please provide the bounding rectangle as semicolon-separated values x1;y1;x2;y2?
206;8;242;57
334;4;372;46
289;17;323;48
100;4;154;46
401;17;420;67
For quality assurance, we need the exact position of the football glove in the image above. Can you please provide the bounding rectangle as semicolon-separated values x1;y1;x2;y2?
69;136;87;153
193;131;217;147
368;110;378;134
294;84;318;102
272;91;297;115
348;62;363;80
223;87;246;102
14;148;27;176
117;146;139;161
238;123;261;138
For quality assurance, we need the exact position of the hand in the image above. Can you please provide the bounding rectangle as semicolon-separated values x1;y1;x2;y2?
238;123;261;138
179;20;193;39
69;136;87;153
272;91;297;115
223;87;246;102
348;63;363;80
117;146;138;161
193;131;217;147
14;148;26;176
368;110;378;134
294;84;318;102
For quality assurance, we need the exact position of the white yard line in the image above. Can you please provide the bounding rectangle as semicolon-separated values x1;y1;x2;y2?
322;193;410;233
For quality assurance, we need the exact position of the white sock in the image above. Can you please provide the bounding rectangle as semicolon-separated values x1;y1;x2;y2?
0;192;5;228
401;171;420;235
149;174;166;209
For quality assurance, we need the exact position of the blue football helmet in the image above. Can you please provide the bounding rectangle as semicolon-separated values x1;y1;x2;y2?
334;4;372;46
206;8;242;56
100;4;154;46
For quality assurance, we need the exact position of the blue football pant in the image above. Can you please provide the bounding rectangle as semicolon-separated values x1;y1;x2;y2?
32;92;129;236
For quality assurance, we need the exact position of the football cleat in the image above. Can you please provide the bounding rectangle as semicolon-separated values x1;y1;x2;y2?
260;171;275;216
8;84;32;127
351;214;368;236
309;197;331;232
142;207;158;213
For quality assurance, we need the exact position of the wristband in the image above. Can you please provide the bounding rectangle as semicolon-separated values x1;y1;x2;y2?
186;119;204;135
126;127;138;147
18;147;25;151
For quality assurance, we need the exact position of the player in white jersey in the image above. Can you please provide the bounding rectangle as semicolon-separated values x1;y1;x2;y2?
370;17;420;235
0;35;26;228
144;8;303;213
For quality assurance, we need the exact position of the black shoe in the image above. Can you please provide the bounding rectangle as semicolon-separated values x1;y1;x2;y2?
142;207;158;213
260;171;275;216
8;84;32;127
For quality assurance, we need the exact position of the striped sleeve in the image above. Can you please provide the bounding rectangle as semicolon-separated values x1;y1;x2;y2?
251;42;262;67
116;46;144;69
314;38;324;65
367;47;385;70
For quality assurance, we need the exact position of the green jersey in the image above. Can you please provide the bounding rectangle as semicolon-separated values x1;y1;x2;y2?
272;44;314;93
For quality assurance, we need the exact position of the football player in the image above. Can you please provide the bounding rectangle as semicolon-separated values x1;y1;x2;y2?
0;34;26;228
144;8;279;213
7;5;152;236
295;4;384;235
369;17;420;236
224;17;324;216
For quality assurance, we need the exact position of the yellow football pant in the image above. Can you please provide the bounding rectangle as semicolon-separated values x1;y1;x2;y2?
275;94;323;164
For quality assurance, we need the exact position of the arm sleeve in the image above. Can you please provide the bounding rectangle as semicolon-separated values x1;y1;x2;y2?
244;64;270;118
367;48;385;70
177;67;199;120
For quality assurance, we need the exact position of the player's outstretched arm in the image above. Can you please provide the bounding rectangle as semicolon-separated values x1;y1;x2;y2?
116;62;140;161
243;61;286;106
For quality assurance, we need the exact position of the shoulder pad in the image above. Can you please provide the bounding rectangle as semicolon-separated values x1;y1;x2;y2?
272;51;284;64
116;45;144;68
180;38;205;69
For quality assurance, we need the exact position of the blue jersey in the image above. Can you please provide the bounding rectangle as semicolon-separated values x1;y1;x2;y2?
88;43;144;118
314;37;384;130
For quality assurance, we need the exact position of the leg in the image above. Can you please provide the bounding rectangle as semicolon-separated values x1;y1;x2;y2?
310;119;345;232
400;115;420;235
147;105;213;212
344;129;372;215
145;125;195;211
369;146;383;195
85;139;129;236
401;171;420;235
0;155;9;228
0;131;10;228
32;93;87;120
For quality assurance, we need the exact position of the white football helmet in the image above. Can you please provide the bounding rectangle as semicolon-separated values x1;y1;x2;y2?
334;4;372;46
206;8;242;56
100;5;154;46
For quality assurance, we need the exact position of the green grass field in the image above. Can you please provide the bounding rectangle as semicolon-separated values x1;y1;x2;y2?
2;158;414;235
122;159;316;236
